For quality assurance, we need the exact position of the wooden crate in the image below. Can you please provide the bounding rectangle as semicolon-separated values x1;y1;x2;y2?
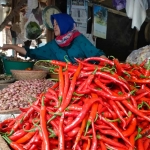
0;135;11;150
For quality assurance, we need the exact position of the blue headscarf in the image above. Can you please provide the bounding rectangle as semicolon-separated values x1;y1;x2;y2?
51;13;76;35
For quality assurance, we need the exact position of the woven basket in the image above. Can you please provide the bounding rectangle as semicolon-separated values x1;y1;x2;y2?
33;65;59;79
33;65;50;73
11;70;47;80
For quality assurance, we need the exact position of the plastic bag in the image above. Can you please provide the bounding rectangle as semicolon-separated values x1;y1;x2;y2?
113;0;126;10
126;45;150;65
24;13;42;40
32;3;43;25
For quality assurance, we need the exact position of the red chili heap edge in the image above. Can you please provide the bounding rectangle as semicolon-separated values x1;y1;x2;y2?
1;57;150;150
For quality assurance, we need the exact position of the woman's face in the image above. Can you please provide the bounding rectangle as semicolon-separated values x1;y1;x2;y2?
53;19;60;36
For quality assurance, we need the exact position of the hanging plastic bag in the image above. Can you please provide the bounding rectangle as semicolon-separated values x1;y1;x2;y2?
126;45;150;65
24;13;42;40
32;3;43;25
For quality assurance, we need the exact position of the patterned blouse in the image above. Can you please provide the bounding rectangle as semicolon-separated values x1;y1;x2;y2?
25;34;105;63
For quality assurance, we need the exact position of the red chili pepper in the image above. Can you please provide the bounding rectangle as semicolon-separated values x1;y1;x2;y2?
58;66;64;105
9;123;30;141
73;115;88;150
115;101;128;117
7;112;25;136
99;140;107;150
94;78;112;94
138;121;149;129
29;144;38;150
22;97;40;121
90;87;130;101
120;63;132;70
127;78;150;83
97;134;127;149
98;129;120;138
66;140;73;149
139;110;150;115
67;117;73;124
90;121;97;150
99;115;132;146
122;117;137;137
23;131;40;149
98;105;107;114
57;63;82;113
58;112;65;150
2;135;24;150
104;143;127;150
101;111;118;118
64;111;79;117
140;125;150;137
95;125;112;130
81;136;91;150
80;71;130;91
122;100;150;122
143;138;150;150
132;69;143;78
15;126;38;144
83;57;114;66
46;114;58;130
130;96;138;108
51;82;59;90
49;138;58;145
63;69;69;102
139;58;148;67
47;88;57;97
49;60;69;67
44;92;59;106
113;58;124;76
109;100;126;129
129;131;137;148
40;97;50;150
83;68;98;91
134;91;150;101
85;93;98;135
64;98;103;133
0;118;14;131
19;107;30;112
66;104;82;111
67;126;80;137
137;138;144;150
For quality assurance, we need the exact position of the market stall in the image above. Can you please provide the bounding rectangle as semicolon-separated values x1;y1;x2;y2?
0;0;150;149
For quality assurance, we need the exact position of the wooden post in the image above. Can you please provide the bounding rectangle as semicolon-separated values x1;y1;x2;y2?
0;0;27;31
46;0;55;42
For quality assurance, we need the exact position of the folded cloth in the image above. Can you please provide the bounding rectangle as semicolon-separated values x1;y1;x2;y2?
126;0;148;31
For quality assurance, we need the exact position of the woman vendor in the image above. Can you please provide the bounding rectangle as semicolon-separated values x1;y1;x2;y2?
1;13;106;63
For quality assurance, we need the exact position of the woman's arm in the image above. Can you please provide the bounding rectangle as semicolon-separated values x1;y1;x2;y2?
1;44;27;55
1;42;57;60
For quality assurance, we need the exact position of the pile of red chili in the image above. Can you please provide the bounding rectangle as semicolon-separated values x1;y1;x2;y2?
0;57;150;150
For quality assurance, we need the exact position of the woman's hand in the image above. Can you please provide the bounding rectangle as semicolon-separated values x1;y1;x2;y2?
1;44;27;56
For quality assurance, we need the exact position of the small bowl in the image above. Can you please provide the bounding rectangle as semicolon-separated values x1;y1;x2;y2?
11;70;47;80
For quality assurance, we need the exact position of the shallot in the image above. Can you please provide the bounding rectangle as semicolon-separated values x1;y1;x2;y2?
0;79;55;110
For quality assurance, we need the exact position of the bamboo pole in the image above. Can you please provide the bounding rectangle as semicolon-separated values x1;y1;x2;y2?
0;0;26;31
46;0;55;42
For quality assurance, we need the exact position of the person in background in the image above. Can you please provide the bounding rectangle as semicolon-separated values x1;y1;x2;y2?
1;13;106;63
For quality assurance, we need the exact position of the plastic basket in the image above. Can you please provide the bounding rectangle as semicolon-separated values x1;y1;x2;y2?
2;58;35;74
